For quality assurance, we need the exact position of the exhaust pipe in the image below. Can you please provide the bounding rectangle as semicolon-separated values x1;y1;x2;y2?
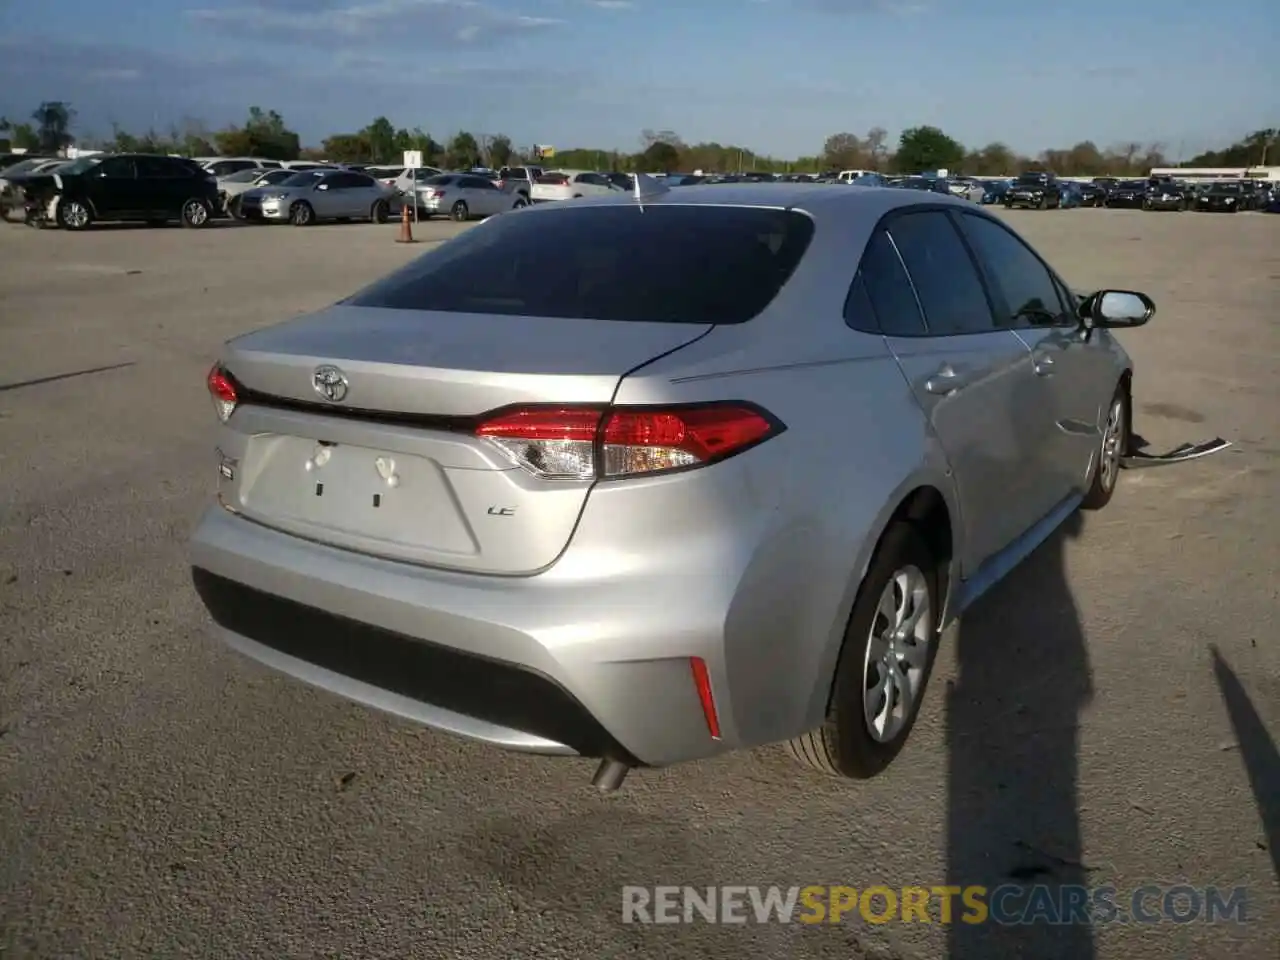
591;759;630;793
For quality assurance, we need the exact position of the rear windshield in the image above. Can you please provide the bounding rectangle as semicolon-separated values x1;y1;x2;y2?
424;174;456;185
346;205;815;324
537;172;571;184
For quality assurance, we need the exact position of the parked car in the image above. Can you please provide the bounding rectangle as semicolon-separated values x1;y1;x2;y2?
530;170;627;202
237;169;397;226
1103;180;1148;208
1058;181;1084;208
1076;182;1106;207
15;153;219;229
199;156;283;177
218;167;298;217
365;165;446;196
414;173;528;220
190;181;1221;793
946;178;986;202
1143;181;1188;211
1003;172;1063;209
1193;181;1246;212
0;156;63;221
979;179;1011;204
494;166;544;201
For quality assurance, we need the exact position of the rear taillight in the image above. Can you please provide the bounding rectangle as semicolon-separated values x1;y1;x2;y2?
429;189;445;199
474;403;783;480
207;364;237;422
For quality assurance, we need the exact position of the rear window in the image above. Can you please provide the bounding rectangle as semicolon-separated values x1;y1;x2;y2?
537;172;571;184
424;175;456;185
346;205;815;324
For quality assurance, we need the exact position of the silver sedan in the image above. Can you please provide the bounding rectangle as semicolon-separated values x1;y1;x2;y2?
191;180;1226;793
415;173;527;221
237;169;398;226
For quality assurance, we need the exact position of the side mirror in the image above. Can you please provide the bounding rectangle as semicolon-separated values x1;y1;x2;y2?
1081;290;1155;329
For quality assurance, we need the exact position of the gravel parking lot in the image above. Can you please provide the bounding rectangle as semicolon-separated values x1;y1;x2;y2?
2;210;1277;960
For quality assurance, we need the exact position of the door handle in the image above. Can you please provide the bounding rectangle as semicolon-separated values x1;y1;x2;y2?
924;364;971;396
1033;352;1055;376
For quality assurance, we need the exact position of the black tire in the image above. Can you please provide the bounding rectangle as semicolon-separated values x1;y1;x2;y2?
449;200;468;222
787;522;942;779
56;198;93;231
370;199;390;224
181;198;210;228
227;196;243;220
289;201;314;226
1081;383;1129;511
512;198;527;210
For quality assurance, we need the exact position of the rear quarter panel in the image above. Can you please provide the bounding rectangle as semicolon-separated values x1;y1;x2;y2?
608;237;960;743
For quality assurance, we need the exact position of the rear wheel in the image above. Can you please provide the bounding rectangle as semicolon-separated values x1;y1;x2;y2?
181;198;210;228
450;200;469;222
512;198;527;210
787;522;941;779
1082;384;1128;511
370;199;390;224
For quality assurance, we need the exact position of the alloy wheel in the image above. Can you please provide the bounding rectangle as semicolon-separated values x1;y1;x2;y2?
862;565;933;743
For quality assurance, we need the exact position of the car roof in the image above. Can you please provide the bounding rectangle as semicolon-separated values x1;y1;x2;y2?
539;182;974;223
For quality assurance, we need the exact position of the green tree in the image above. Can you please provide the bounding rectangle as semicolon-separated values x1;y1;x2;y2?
9;123;39;150
636;141;679;173
894;125;965;174
822;132;863;169
32;101;75;153
362;116;397;163
445;131;480;169
488;134;513;168
214;107;301;160
321;133;372;162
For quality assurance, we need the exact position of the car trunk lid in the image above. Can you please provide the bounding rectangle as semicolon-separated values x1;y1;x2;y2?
217;304;710;574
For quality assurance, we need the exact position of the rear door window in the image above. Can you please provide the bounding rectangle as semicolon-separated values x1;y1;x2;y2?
885;211;996;335
347;205;816;324
845;229;928;337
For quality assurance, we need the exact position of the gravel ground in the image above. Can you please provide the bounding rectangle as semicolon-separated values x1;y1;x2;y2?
1;209;1276;960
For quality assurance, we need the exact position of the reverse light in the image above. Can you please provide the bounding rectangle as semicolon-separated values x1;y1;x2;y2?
474;403;783;480
207;364;238;422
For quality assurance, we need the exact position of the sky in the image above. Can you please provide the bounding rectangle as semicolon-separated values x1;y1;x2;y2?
1;0;1276;159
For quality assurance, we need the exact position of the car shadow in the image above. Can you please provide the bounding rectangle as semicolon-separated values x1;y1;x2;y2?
945;510;1095;959
1209;645;1279;881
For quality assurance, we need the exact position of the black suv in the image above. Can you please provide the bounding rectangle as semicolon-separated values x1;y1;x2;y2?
15;153;220;230
1003;171;1063;209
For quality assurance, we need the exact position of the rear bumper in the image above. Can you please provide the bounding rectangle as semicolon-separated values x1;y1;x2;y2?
188;504;753;766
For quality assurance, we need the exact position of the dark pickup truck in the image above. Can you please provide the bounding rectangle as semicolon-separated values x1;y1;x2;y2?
1003;172;1063;209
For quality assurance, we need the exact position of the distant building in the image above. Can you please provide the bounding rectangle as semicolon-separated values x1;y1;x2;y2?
1148;166;1280;181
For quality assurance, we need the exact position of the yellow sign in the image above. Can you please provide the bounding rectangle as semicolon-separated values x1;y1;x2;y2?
536;144;555;159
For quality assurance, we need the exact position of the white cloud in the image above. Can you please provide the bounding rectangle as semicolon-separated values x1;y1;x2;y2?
186;0;562;46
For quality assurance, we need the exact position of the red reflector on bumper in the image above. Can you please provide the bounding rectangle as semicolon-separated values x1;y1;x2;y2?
690;657;721;740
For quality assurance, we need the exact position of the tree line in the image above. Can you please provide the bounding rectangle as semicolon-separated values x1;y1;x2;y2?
2;101;1273;178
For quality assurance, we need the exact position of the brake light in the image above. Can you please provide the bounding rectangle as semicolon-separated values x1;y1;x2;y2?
429;189;446;199
473;403;782;480
207;364;237;422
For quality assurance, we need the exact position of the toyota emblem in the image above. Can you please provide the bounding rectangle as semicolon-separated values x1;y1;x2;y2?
312;365;348;403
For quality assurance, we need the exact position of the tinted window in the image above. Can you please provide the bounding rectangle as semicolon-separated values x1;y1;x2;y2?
459;176;496;190
136;156;186;178
97;157;135;179
887;212;994;335
261;169;293;184
281;171;324;187
347;206;815;324
959;215;1069;327
848;230;927;337
424;175;456;186
333;172;372;189
501;167;528;178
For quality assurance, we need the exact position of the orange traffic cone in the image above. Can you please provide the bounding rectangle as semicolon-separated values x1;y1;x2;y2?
396;203;416;243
